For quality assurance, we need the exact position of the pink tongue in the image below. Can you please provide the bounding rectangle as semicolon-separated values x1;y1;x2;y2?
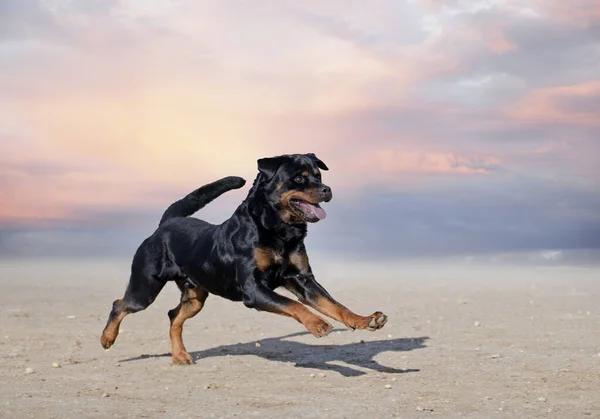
298;201;326;220
313;205;326;220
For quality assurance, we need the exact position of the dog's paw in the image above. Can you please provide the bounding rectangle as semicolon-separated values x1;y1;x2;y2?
100;330;116;349
306;317;333;338
172;351;194;365
365;311;388;331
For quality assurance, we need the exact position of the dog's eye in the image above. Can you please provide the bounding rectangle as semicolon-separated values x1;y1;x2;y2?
294;176;304;183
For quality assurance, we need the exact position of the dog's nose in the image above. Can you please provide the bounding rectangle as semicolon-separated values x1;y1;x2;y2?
320;185;332;202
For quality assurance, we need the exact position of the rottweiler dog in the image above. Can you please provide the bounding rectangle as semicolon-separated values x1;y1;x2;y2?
100;153;388;364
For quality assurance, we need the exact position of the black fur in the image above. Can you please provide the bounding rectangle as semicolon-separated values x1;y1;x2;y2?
100;153;387;363
158;176;246;227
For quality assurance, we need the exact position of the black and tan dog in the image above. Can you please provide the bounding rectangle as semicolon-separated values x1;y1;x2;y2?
100;153;388;364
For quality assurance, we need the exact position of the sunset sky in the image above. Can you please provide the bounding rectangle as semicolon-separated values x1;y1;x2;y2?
1;0;599;263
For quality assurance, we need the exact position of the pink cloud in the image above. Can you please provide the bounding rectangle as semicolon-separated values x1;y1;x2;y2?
506;81;600;125
532;0;600;28
367;151;499;175
485;25;518;54
534;140;571;154
417;0;461;13
316;151;502;193
0;162;161;223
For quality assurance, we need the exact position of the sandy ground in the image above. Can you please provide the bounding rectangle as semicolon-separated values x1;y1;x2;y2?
1;258;599;418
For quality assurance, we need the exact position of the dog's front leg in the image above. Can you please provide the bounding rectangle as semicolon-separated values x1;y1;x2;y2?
284;273;388;331
240;275;333;338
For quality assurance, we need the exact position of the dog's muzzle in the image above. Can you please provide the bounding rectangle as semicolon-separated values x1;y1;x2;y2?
319;185;332;203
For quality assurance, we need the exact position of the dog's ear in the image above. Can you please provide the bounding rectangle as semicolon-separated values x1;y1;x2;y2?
306;153;329;171
257;156;286;181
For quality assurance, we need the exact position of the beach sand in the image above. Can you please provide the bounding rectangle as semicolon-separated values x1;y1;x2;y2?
1;259;599;418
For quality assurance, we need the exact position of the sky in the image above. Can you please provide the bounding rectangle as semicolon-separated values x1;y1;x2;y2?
1;0;599;264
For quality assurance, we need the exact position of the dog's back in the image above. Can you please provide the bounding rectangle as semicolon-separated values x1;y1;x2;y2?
131;175;247;279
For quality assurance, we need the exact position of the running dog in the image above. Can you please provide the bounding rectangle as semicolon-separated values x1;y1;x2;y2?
100;153;388;364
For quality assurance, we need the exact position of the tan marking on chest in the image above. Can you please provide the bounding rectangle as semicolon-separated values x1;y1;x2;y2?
255;247;283;271
302;171;309;177
289;250;309;273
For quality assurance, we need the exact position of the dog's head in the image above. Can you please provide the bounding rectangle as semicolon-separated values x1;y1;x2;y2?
255;153;332;224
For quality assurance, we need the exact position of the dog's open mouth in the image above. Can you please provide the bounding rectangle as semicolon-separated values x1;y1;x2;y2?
290;199;326;222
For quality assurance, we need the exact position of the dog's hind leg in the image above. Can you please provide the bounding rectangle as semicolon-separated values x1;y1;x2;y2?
100;272;166;349
168;281;209;365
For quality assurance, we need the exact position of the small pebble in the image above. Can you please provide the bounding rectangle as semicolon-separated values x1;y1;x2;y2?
387;334;393;338
318;373;326;378
489;354;500;359
25;367;34;374
385;384;392;389
101;393;109;398
474;321;481;327
416;406;424;411
52;362;61;368
255;341;261;347
537;397;547;402
66;315;77;319
310;374;315;378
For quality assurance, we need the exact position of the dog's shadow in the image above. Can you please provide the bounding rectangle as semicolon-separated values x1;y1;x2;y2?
120;330;428;377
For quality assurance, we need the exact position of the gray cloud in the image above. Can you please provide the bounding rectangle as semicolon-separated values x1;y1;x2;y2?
423;9;600;90
291;2;429;49
0;0;60;41
307;175;600;260
2;173;598;263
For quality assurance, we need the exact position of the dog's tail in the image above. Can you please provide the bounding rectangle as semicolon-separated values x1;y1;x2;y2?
158;176;246;226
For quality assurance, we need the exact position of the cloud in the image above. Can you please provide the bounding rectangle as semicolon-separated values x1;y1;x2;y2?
2;174;598;262
507;81;600;125
529;0;600;28
362;151;502;175
1;0;599;261
310;175;600;260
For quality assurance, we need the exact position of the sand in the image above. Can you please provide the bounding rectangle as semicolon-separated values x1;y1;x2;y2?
1;258;599;418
